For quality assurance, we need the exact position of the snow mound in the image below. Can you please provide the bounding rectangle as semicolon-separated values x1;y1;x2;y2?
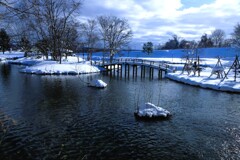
20;61;100;75
88;79;107;88
135;102;171;119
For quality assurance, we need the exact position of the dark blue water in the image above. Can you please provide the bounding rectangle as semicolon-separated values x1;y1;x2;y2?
0;63;240;160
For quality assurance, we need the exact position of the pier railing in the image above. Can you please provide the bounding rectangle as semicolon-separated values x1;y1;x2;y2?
94;58;173;79
95;58;169;71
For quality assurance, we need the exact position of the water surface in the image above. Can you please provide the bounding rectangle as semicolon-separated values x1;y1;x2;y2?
0;64;240;160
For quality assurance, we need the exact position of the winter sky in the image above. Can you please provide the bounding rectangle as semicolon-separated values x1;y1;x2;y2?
80;0;240;49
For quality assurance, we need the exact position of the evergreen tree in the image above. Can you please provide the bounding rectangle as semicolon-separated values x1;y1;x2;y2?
198;34;213;48
142;42;153;55
162;35;180;49
0;28;10;54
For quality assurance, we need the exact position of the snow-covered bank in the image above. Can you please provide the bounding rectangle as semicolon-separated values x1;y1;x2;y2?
8;57;43;65
166;68;240;93
3;54;101;75
0;51;24;61
20;61;101;75
2;51;240;93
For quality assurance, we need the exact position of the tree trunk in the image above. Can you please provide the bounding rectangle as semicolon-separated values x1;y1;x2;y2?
110;54;113;63
90;51;92;65
59;49;62;64
110;50;114;63
24;51;28;57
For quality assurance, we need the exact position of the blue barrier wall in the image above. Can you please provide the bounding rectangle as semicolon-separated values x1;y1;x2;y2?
85;47;240;59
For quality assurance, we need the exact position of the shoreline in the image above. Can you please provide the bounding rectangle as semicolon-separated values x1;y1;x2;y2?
166;70;240;93
1;51;240;93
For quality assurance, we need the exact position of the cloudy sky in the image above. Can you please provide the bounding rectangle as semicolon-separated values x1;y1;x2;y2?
79;0;240;48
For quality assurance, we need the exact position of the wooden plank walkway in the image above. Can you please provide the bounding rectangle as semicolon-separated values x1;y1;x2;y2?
96;58;171;79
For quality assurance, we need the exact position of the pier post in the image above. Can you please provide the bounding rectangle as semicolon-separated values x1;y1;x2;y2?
128;64;130;78
152;67;154;79
120;64;122;78
149;67;152;78
149;67;154;79
132;65;135;78
113;64;116;77
143;66;146;78
125;64;127;77
110;65;112;77
158;69;162;79
134;65;137;77
158;69;160;79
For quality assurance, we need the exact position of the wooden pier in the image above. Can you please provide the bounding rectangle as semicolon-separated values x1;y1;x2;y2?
98;59;169;79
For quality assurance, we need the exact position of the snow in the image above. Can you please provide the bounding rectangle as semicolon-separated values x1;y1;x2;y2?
20;61;100;75
136;56;240;93
88;79;107;88
0;51;24;61
166;67;240;93
8;57;43;65
1;50;240;93
135;102;171;118
0;53;101;75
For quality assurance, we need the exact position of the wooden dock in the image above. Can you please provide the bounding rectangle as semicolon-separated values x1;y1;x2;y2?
97;59;170;79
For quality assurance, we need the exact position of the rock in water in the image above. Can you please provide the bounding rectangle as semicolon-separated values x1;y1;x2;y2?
88;79;107;88
134;102;171;120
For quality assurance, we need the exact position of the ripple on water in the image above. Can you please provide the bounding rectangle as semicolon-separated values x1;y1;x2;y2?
1;65;240;159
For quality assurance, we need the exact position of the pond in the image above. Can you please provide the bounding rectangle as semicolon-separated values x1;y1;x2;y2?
0;63;240;159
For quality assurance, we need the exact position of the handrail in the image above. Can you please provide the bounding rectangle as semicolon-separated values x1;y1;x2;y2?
95;58;169;71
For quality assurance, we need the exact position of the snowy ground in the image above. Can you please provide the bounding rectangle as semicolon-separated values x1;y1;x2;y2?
0;52;101;75
1;51;240;92
20;61;100;75
163;57;240;93
0;51;24;61
166;68;240;93
139;57;240;93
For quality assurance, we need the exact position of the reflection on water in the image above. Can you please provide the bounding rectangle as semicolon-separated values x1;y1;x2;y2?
0;64;240;159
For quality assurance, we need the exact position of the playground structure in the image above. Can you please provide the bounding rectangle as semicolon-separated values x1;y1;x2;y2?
181;56;201;76
209;57;226;79
222;55;240;82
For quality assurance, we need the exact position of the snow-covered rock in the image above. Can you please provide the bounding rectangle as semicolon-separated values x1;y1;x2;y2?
88;79;107;88
134;102;171;119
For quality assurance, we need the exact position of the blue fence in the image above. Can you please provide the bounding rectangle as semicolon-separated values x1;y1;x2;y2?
80;47;240;60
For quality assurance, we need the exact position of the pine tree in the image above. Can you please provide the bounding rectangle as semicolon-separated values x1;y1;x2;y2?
0;28;10;54
143;42;153;55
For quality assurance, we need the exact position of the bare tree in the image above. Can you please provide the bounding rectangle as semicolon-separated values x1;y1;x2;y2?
0;0;18;19
97;15;133;62
210;29;225;47
222;39;232;47
80;19;99;64
62;24;79;58
9;0;82;63
232;23;240;48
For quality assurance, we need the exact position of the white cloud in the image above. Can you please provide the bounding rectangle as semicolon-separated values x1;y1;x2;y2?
80;0;240;47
